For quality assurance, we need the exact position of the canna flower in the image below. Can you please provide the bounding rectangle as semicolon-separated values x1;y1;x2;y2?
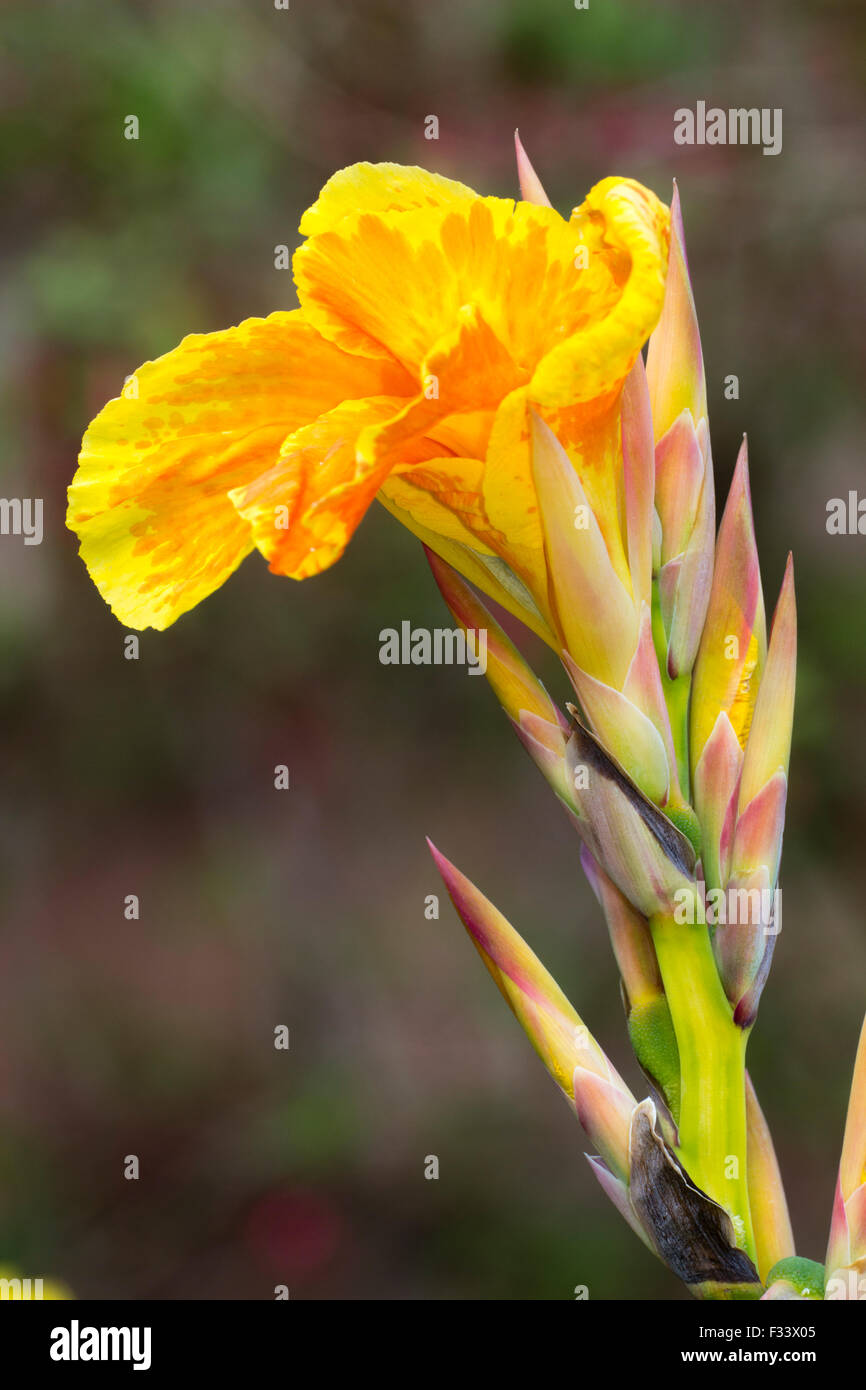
67;146;670;638
66;135;811;1300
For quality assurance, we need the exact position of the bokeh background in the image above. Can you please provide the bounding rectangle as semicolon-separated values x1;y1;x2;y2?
1;0;865;1300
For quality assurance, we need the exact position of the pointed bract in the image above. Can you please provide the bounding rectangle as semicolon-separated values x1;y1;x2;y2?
690;439;766;774
585;1154;655;1250
737;555;796;816
425;547;567;733
563;650;671;806
646;183;707;442
655;413;716;679
622;604;684;801
655;411;705;565
581;846;662;1008
511;709;573;806
714;866;773;1010
621;355;655;612
745;1072;795;1282
429;840;637;1178
565;719;695;919
574;1066;639;1183
693;711;743;893
514;130;552;207
839;1015;866;1201
729;771;787;892
530;412;638;687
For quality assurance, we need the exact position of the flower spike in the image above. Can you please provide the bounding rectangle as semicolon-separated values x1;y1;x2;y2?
66;145;814;1303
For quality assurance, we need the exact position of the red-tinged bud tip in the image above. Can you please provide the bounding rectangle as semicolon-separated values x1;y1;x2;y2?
514;130;552;207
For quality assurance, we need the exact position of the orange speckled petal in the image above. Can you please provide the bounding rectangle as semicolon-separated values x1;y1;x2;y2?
230;395;429;580
67;311;411;628
382;456;496;552
232;302;529;581
295;193;618;379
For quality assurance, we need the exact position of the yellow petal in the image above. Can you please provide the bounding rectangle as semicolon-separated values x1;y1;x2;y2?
355;303;525;474
231;304;527;580
230;396;436;580
544;394;631;590
295;192;622;380
529;177;670;408
382;456;496;551
376;487;556;648
298;161;477;238
482;388;542;555
67;311;411;628
483;388;632;604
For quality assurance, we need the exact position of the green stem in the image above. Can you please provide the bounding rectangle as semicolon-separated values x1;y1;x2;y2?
650;912;757;1266
650;580;692;799
665;671;692;800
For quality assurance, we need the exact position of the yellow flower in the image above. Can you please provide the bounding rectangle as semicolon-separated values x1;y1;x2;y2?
67;156;670;632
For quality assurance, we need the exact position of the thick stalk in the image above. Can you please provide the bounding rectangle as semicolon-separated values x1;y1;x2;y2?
650;580;691;798
649;911;757;1266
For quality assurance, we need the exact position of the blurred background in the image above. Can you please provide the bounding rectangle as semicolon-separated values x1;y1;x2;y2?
0;0;865;1300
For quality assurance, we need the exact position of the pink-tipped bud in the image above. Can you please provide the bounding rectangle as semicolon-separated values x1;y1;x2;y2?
690;439;767;776
429;840;637;1180
646;182;707;441
514;131;552;207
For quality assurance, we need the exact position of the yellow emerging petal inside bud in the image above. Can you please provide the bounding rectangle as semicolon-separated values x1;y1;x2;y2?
728;628;762;750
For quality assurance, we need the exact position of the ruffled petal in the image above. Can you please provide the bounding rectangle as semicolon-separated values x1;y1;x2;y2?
298;161;477;238
294;190;632;379
229;396;434;580
529;177;670;408
67;311;411;628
